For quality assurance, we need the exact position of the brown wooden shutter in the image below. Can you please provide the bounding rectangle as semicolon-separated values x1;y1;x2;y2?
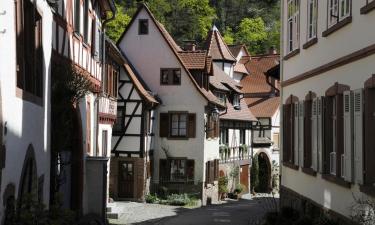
283;104;291;163
336;94;344;177
159;113;169;137
210;160;215;183
364;88;375;185
206;161;210;183
159;159;169;182
214;120;220;138
207;116;214;139
188;113;196;138
214;159;219;181
35;15;43;97
15;0;24;89
187;160;194;182
323;97;333;174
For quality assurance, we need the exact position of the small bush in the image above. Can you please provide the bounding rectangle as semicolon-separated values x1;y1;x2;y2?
218;176;229;194
166;194;190;206
234;184;246;194
145;194;159;204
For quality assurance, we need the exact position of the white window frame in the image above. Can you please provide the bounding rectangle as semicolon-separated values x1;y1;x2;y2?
287;0;300;53
307;0;318;41
328;0;351;28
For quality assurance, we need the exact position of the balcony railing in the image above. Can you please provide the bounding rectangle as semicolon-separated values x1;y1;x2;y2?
98;96;117;117
219;146;251;164
330;152;336;176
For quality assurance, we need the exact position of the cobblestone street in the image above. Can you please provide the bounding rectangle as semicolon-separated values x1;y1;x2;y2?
109;194;278;225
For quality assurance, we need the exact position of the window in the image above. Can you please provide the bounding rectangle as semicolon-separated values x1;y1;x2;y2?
74;0;81;33
240;129;246;145
160;113;196;139
16;0;43;99
113;107;124;133
160;69;181;85
105;60;119;98
83;0;89;42
139;19;149;35
102;130;108;157
328;0;351;27
214;92;226;105
307;0;318;40
273;133;280;149
287;0;300;53
159;159;195;183
233;94;240;108
220;128;228;145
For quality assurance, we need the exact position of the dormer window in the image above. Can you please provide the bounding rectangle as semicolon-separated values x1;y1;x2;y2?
233;94;240;109
139;19;149;35
214;91;226;105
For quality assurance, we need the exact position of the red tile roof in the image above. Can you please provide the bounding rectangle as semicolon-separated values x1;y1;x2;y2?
210;63;242;93
244;97;280;118
178;51;207;70
228;44;250;58
220;98;257;121
240;54;279;93
234;63;249;75
205;27;236;62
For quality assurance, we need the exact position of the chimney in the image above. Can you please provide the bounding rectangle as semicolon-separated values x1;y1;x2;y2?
183;40;197;51
269;46;277;55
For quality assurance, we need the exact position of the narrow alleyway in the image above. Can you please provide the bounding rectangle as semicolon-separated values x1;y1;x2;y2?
109;195;278;225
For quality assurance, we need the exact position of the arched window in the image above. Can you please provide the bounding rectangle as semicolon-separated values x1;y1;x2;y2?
18;145;38;205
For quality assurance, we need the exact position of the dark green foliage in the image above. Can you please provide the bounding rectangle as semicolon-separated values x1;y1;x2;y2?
145;193;160;203
107;0;280;55
218;176;229;194
250;155;259;192
145;193;198;206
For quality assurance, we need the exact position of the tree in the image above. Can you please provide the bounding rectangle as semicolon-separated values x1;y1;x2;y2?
106;3;131;42
250;155;259;194
222;27;234;45
235;17;267;54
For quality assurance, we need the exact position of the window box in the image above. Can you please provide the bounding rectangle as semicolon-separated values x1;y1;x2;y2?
361;1;375;14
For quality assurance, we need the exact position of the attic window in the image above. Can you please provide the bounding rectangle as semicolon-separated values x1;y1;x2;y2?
160;68;181;85
139;19;149;35
233;94;240;109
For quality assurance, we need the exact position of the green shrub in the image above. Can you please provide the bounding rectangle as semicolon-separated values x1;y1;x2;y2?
166;194;190;206
218;176;229;194
234;184;245;194
145;194;159;204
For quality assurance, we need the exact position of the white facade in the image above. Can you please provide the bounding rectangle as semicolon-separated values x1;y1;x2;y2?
281;0;375;220
0;0;53;217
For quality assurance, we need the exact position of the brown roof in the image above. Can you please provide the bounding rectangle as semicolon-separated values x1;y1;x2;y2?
178;51;207;70
234;63;249;75
123;62;159;105
244;97;280;118
220;98;257;121
117;3;224;108
210;63;242;93
240;54;280;93
205;26;236;62
228;44;250;58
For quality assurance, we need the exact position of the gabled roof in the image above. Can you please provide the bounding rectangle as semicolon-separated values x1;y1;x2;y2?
210;63;242;93
228;44;250;58
205;26;236;62
244;97;280;118
117;3;225;108
220;98;257;122
240;54;279;94
234;63;249;75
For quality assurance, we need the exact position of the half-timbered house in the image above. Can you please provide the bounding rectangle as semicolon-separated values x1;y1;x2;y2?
50;0;116;219
0;0;53;221
281;0;375;223
116;3;225;205
109;44;159;201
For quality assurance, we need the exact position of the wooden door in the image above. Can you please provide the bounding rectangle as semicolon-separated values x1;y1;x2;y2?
118;161;134;198
240;165;249;193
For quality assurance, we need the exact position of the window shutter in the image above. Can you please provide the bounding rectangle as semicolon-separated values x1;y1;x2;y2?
336;94;345;178
206;161;210;183
214;120;220;138
294;102;299;165
323;97;333;174
187;160;195;182
15;0;24;89
214;159;219;181
188;113;196;138
159;113;169;137
317;97;324;173
210;161;215;183
354;89;364;184
207;116;214;139
282;104;290;163
95;20;100;58
298;101;304;167
311;98;318;171
343;91;353;182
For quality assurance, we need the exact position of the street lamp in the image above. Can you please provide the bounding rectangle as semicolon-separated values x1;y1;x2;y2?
211;106;219;122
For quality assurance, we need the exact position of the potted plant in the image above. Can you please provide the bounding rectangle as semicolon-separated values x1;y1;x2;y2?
218;176;229;200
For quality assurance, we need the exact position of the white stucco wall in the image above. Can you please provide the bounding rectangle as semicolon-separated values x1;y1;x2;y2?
118;8;218;183
0;0;52;216
281;0;375;218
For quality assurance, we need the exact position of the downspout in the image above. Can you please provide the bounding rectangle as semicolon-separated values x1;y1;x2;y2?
265;75;280;96
279;0;285;196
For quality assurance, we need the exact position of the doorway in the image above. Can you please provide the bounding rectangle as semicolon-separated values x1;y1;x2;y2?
118;161;134;198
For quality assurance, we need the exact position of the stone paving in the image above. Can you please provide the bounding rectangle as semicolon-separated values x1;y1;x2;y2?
108;194;279;225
